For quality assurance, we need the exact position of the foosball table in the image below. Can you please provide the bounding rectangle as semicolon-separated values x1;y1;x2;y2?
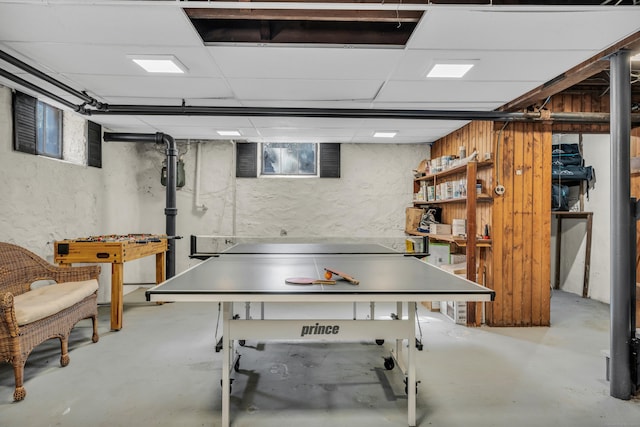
54;234;168;331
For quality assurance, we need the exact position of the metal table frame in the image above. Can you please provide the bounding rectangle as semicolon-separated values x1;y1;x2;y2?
146;250;494;426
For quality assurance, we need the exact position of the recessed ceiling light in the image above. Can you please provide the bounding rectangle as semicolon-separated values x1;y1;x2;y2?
217;130;241;137
129;55;186;74
374;131;397;138
427;63;475;79
632;53;640;62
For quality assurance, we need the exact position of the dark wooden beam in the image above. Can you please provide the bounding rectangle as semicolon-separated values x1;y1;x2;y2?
502;31;640;112
185;8;423;23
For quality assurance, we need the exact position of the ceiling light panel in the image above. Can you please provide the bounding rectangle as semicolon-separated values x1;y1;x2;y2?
374;131;397;138
217;130;242;136
427;63;475;79
129;55;187;73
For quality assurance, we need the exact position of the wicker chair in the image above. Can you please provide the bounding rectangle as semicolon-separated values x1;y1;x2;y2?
0;242;100;401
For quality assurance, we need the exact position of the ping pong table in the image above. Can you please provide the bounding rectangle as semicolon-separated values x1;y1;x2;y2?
210;242;429;350
146;243;494;427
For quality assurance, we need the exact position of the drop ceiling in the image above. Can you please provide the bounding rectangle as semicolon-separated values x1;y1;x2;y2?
0;1;639;144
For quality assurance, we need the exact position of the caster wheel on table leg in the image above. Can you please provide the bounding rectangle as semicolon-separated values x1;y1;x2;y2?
404;378;420;395
383;357;395;370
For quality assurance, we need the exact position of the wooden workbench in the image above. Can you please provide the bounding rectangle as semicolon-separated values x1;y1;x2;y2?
54;235;167;330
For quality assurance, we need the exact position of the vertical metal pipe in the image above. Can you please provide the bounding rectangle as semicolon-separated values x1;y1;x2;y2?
610;50;633;400
162;133;178;279
103;132;178;279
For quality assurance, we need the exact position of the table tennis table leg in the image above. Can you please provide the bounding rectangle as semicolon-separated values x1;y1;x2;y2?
221;302;231;427
407;302;417;427
395;301;403;357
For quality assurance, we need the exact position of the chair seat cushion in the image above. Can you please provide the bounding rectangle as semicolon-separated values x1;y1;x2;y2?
13;279;98;326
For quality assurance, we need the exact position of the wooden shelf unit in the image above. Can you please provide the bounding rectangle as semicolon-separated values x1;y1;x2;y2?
405;230;492;248
413;194;493;205
415;160;494;183
409;160;493;284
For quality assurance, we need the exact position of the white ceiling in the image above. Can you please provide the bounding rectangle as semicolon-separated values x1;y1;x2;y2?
1;1;639;143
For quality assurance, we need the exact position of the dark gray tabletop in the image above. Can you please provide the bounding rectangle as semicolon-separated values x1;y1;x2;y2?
146;253;495;303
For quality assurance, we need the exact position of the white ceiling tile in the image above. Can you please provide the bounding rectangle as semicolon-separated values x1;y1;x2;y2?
208;46;404;80
66;74;233;101
390;49;598;83
249;117;365;129
4;42;222;78
411;8;640;51
139;116;255;128
376;80;538;104
228;78;382;102
0;3;199;46
355;119;470;132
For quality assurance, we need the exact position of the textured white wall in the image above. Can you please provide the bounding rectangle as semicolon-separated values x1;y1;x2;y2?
581;134;611;303
132;140;430;274
0;86;104;260
1;84;430;302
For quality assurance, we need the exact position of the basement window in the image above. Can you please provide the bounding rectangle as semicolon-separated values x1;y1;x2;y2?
36;101;63;159
13;92;62;159
262;143;317;176
236;142;340;178
13;91;101;167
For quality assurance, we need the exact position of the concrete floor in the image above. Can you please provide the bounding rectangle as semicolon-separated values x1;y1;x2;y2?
1;289;639;427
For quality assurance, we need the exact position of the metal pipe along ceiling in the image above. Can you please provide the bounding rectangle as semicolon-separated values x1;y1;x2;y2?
87;104;640;123
0;49;101;108
1;48;639;124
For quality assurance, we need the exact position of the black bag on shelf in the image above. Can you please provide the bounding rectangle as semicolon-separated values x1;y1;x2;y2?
552;183;570;211
552;164;594;183
552;143;583;166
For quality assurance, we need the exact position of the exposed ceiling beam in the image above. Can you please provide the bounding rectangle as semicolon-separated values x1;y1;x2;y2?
502;30;640;111
185;8;423;22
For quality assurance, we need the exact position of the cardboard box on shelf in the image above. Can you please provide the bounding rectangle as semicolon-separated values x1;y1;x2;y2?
441;300;467;324
452;219;466;236
450;254;467;264
440;262;466;275
426;243;450;267
405;207;424;232
421;301;441;312
429;223;452;235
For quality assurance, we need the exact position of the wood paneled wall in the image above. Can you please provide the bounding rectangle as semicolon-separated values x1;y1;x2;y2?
549;92;610;134
430;121;552;326
490;122;552;326
427;92;633;326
